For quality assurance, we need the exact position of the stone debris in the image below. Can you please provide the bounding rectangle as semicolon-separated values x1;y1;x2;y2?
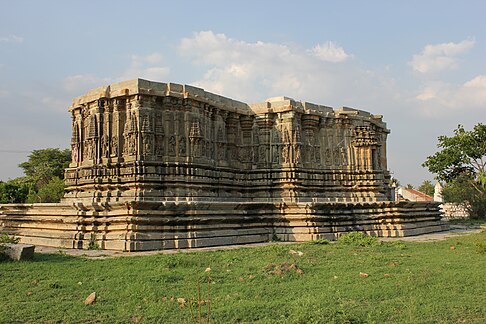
1;244;35;261
264;262;304;276
359;272;369;278
289;250;304;256
84;292;97;305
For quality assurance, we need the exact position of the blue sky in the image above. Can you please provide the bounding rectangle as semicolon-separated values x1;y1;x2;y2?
1;0;485;186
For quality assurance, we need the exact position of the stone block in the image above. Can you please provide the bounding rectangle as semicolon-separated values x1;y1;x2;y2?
1;243;35;261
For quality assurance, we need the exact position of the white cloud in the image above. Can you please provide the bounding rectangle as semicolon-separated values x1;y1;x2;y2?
63;74;113;94
415;75;486;115
120;53;170;81
410;39;475;74
310;41;352;62
41;96;71;113
62;53;170;95
178;31;382;105
0;35;23;43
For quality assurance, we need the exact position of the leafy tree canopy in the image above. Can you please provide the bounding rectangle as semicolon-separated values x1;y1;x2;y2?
423;124;486;185
26;176;66;203
418;180;435;196
0;178;30;203
423;123;486;218
1;148;70;204
19;148;71;190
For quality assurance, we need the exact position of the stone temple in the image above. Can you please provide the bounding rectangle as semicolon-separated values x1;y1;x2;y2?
0;79;447;251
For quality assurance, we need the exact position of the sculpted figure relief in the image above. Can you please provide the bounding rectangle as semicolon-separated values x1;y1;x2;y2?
155;135;164;156
102;135;110;157
142;134;153;156
71;145;78;163
282;144;290;164
179;137;186;155
168;136;176;155
111;136;118;156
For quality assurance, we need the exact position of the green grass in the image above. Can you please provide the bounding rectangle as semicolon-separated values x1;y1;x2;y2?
1;231;486;323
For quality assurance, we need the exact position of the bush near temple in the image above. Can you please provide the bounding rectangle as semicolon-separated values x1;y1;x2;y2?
0;148;70;204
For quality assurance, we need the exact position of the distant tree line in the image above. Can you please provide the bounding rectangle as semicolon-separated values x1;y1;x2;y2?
0;148;70;203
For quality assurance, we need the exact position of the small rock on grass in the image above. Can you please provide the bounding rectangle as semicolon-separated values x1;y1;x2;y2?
84;292;97;305
359;272;369;278
289;250;304;256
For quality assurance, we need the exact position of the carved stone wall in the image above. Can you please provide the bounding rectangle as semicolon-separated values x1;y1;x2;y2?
63;79;392;204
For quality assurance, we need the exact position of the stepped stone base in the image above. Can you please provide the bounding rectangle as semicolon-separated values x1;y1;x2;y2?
0;201;448;251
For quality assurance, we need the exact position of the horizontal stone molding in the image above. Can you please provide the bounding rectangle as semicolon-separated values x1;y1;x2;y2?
1;201;446;251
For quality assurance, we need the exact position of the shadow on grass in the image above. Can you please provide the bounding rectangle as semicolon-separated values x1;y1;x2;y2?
447;218;486;228
0;253;77;264
30;252;79;263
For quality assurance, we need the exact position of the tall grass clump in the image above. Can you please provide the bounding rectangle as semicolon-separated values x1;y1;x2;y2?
337;231;379;247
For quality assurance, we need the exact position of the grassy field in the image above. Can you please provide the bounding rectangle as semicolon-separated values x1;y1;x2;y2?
1;231;485;323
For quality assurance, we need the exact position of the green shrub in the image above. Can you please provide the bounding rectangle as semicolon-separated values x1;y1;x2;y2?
337;232;379;247
87;233;100;250
0;233;19;245
0;233;20;257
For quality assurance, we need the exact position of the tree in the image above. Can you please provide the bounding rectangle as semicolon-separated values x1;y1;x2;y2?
418;180;435;196
0;178;30;203
0;148;70;204
423;123;486;219
26;177;66;203
19;148;71;190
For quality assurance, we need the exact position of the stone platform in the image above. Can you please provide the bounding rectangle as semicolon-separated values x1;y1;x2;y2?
0;200;447;251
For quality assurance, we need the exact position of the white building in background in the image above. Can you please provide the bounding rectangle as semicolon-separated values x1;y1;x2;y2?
434;182;469;219
434;182;443;202
397;187;433;202
397;182;469;219
397;183;469;219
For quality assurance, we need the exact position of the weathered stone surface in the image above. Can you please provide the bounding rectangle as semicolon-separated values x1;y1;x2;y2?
1;243;35;261
0;79;448;251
